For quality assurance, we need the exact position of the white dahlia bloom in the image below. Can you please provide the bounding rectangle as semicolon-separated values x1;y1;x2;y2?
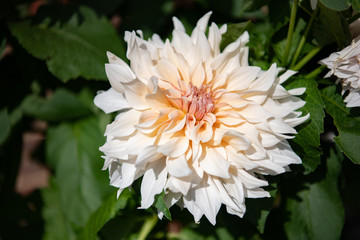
94;12;308;225
320;38;360;107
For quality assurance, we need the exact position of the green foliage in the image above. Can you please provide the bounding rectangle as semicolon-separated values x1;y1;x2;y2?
77;189;132;240
176;228;217;240
269;0;290;32
21;88;92;121
9;6;124;82
272;18;307;65
215;227;235;240
319;0;351;11
313;2;351;48
231;0;268;18
220;21;253;51
42;180;75;240
154;191;172;221
43;115;113;238
244;197;272;234
321;86;360;164
351;0;360;10
284;147;344;240
0;109;11;145
247;21;273;69
285;78;325;173
0;38;6;58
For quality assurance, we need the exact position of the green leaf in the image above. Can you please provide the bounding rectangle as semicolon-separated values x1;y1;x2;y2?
248;22;272;69
220;21;253;51
215;227;234;240
244;201;271;234
284;147;344;240
244;186;276;234
285;78;325;173
77;189;132;240
351;0;360;10
45;116;113;227
8;6;125;82
0;109;11;145
320;0;350;11
269;0;290;32
22;88;92;121
272;18;307;65
98;214;139;240
231;0;268;18
313;2;351;48
154;191;172;221
320;86;360;164
176;228;217;240
42;179;76;240
0;38;6;60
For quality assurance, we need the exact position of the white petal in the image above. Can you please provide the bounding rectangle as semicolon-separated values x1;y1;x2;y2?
249;63;277;91
279;69;297;84
212;176;245;218
245;188;271;198
238;170;268;189
223;130;251;150
345;90;360;107
157;191;181;219
140;160;167;208
94;88;130;114
226;66;261;91
105;63;136;93
109;162;122;187
157;134;189;157
106;51;130;67
226;147;258;170
255;160;287;175
166;176;192;195
172;16;186;32
167;155;192;178
240;104;273;122
183;195;204;223
126;132;155;155
192;176;222;225
191;61;206;87
208;22;223;56
105;109;141;137
100;139;127;159
194;12;212;33
120;160;142;189
155;59;181;86
145;77;173;111
288;87;306;96
135;145;164;168
123;79;149;110
164;110;186;134
200;146;230;178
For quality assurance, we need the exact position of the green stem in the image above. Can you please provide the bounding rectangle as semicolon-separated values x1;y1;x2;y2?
282;0;299;66
290;8;319;68
305;65;327;79
291;46;321;71
138;215;158;240
349;12;360;24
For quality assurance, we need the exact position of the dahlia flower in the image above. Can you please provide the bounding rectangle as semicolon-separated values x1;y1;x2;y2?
320;38;360;107
94;12;308;225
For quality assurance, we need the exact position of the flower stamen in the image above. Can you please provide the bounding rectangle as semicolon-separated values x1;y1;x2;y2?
183;82;215;120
